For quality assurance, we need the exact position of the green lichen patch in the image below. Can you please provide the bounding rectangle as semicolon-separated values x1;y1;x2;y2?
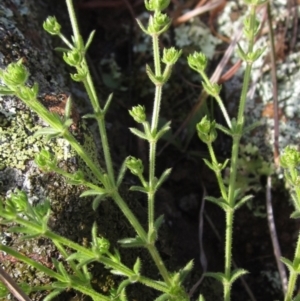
0;103;74;171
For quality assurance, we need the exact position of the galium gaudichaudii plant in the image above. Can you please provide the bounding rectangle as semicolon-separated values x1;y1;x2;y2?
0;0;299;300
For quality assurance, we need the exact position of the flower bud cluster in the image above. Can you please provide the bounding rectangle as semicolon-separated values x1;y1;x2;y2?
144;0;170;11
126;157;144;176
196;116;217;144
280;146;300;169
43;16;61;35
35;149;57;172
129;105;146;123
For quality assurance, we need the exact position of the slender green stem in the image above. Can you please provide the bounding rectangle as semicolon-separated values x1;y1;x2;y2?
199;72;231;129
207;143;227;200
285;229;300;300
82;63;101;111
52;240;81;277
111;191;147;241
65;0;81;46
98;116;115;185
148;32;163;230
224;210;234;301
82;70;115;186
152;34;161;77
147;244;172;286
58;33;73;49
63;132;105;183
227;136;241;207
148;140;156;230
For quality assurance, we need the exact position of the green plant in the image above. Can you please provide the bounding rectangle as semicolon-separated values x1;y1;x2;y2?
0;0;300;301
0;0;192;300
187;1;267;300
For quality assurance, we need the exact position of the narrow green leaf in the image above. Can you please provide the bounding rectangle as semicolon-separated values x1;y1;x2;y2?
92;194;107;211
234;194;253;210
290;211;300;219
34;128;61;137
243;121;261;134
129;127;148;140
8;226;36;235
229;268;248;284
110;269;127;276
216;123;232;136
52;281;68;289
221;159;230;170
80;189;107;198
82;113;97;119
57;262;69;280
205;271;226;283
205;196;232;211
84;30;96;51
133;257;142;274
75;259;95;270
118;236;146;248
154;215;164;232
203;158;214;171
103;93;113;115
66;252;90;263
281;257;295;272
154;293;169;301
198;295;206;301
155;121;171;140
179;259;194;282
0;86;14;95
116;158;128;187
129;186;148;193
54;47;71;52
43;289;64;301
155;168;172;190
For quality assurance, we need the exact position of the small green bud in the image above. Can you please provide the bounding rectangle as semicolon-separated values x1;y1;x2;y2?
147;11;171;34
126;156;144;176
35;149;57;172
2;59;28;88
187;52;207;73
43;16;61;35
17;83;39;101
129;105;146;123
280;146;300;169
196;116;217;144
94;237;110;255
9;190;28;212
144;0;170;11
162;47;182;65
63;49;83;67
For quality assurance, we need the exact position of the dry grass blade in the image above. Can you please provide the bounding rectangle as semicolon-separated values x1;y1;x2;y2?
0;265;32;301
173;0;225;26
266;176;288;294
